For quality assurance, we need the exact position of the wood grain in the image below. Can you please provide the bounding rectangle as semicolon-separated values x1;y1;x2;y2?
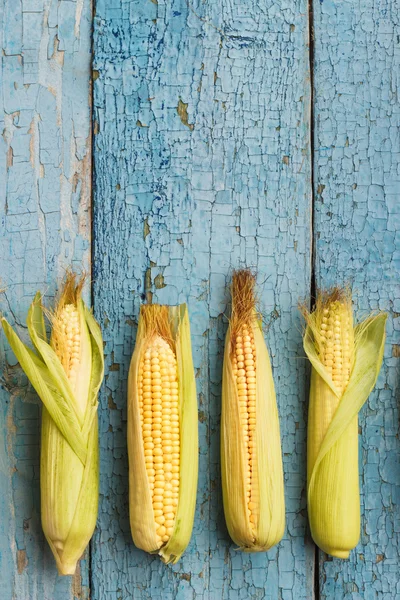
312;0;400;597
0;0;92;598
92;0;313;597
2;0;398;596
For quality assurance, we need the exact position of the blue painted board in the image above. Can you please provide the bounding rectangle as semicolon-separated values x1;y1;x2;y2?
1;0;398;597
312;0;400;597
92;0;313;597
0;0;92;598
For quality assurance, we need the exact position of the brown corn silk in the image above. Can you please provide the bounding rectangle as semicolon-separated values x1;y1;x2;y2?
221;270;285;551
128;303;198;563
302;289;386;558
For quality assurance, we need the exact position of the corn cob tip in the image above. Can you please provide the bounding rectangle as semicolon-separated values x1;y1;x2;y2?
140;304;174;349
48;271;92;419
48;270;87;362
302;287;354;395
45;270;87;321
300;287;353;332
300;286;352;322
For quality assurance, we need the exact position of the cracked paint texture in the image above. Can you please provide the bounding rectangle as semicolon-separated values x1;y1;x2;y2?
0;0;92;598
2;0;398;596
313;0;400;598
93;0;313;598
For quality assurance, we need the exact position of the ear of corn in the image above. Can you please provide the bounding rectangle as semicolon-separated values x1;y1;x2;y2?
221;270;285;551
302;289;386;558
1;273;104;575
127;303;198;563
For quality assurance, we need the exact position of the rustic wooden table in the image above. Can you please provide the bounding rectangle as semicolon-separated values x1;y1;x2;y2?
0;0;399;598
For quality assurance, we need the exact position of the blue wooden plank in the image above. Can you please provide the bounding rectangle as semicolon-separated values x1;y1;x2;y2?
0;0;92;598
92;0;314;597
312;0;400;597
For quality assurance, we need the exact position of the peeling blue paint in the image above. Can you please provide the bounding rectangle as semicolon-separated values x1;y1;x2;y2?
0;0;399;597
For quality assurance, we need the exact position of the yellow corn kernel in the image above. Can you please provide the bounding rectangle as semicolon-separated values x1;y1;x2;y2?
51;290;93;421
128;303;198;563
221;269;285;552
302;289;386;558
231;323;258;534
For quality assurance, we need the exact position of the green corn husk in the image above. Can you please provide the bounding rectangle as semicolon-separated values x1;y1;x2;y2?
302;289;386;558
127;303;198;563
1;273;104;575
221;270;285;551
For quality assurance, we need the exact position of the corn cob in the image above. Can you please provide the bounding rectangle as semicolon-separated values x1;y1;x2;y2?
221;270;285;551
302;289;386;558
1;273;104;574
128;303;198;563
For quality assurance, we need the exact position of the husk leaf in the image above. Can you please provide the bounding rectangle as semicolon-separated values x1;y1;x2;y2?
160;304;198;563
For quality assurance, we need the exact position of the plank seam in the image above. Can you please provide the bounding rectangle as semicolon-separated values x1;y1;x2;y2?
308;0;318;597
89;0;95;597
309;0;316;309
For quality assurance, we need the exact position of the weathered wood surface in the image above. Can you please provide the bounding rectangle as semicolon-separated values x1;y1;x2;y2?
0;0;92;598
0;0;399;598
92;0;313;598
312;0;400;598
